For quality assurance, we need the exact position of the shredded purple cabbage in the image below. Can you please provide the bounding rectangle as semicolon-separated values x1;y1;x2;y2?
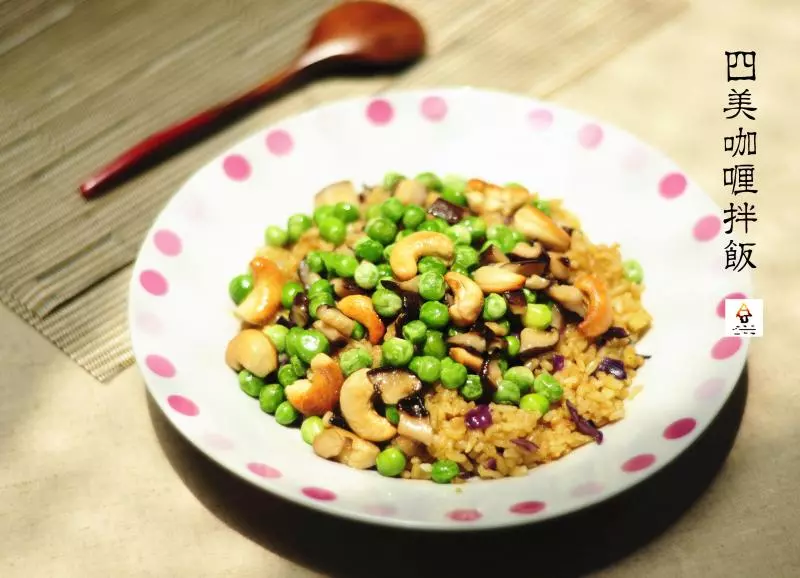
566;401;603;444
486;458;497;470
596;326;629;347
552;354;565;372
595;357;627;380
465;404;493;430
511;438;538;452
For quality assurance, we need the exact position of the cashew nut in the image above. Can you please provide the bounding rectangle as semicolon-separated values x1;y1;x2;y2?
548;252;571;280
314;180;359;208
317;305;356;337
284;353;344;416
234;256;285;326
312;427;380;470
547;285;586;317
525;275;551;290
389;232;454;281
449;347;484;372
472;266;526;293
339;368;396;442
512;205;571;251
336;295;385;345
225;329;278;378
393;179;428;205
444;271;484;327
574;273;613;338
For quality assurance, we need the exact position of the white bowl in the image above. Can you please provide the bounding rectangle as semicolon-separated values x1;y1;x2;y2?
129;88;752;530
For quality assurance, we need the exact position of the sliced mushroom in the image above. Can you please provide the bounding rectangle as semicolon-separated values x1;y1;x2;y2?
477;184;530;217
484;322;509;337
574;274;613;338
284;353;344;416
337;295;385;345
225;329;278;378
525;275;551;290
551;304;564;333
394;178;428;205
290;292;310;328
390;231;454;281
512;205;571;251
548;253;571;280
427;197;466;224
314;180;359;208
547;285;586;317
332;278;366;298
312;320;349;346
391;435;428;459
446;331;487;353
397;413;434;446
478;244;510;266
234;256;285;325
379;280;422;322
317;305;356;337
472;266;526;293
449;347;484;372
339;368;396;442
298;258;321;288
503;290;528;316
443;271;484;327
509;242;543;261
312;427;380;470
480;354;504;390
501;251;548;276
367;368;423;404
519;327;560;358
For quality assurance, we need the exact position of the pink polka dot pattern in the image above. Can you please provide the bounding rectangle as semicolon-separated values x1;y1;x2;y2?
693;215;721;241
622;454;656;473
578;123;603;149
266;130;293;156
302;487;336;501
365;99;393;125
168;395;199;416
528;108;553;130
712;336;742;360
222;154;251;181
717;292;747;318
145;354;175;378
154;230;182;256
447;509;482;522
664;418;697;440
509;501;546;515
140;270;168;296
696;377;725;400
420;96;447;121
571;481;604;498
247;462;282;479
203;433;234;451
136;312;163;335
659;172;687;199
365;504;397;517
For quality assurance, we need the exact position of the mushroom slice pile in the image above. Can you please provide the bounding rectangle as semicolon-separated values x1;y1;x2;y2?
312;427;380;470
519;327;560;358
367;368;423;405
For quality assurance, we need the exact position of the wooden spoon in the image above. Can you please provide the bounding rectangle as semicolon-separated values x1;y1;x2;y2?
79;1;426;198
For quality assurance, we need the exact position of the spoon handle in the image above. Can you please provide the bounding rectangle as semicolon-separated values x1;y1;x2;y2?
79;66;299;199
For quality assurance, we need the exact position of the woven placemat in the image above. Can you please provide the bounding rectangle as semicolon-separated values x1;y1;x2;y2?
0;0;685;382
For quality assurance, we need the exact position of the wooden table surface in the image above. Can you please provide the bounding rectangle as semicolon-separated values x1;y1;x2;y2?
2;0;799;576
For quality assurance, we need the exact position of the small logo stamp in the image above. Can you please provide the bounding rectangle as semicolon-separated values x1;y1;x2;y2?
725;298;763;337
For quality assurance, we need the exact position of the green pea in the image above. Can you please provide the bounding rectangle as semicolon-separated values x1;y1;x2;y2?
461;216;487;241
309;293;335;318
339;347;373;376
623;259;644;283
285;327;303;357
523;288;537;304
454;245;479;271
418;271;446;301
290;355;307;378
320;252;340;275
332;253;358;278
523;303;552;329
376;264;394;281
533;371;564;402
313;205;336;225
450;264;470;276
265;225;288;247
376;447;407;477
422;330;447;359
274;401;300;426
351;322;366;340
366;203;384;221
354;238;384;263
296;330;330;364
420;301;449;329
480;239;502;253
440;186;467;207
447;327;463;338
385;405;400;425
383;171;405;191
460;374;483;401
402;320;427;345
318;216;347;245
482;293;507;321
372;289;402;317
504;366;534;394
287;213;312;242
264;325;288;352
416;220;437;233
396;229;414;242
446;224;472;246
306;251;325;274
442;174;467;193
505;334;521;358
238;370;264;397
493;379;521;405
431;459;459;483
382;338;414;367
229;273;254;305
415;172;443;192
440;360;467;389
334;202;360;223
417;256;447;276
354;261;379;289
504;181;525;189
487;224;516;253
365;217;398;245
381;198;406;223
281;281;304;309
259;383;285;414
510;229;525;246
409;355;441;383
382;243;395;262
533;199;551;216
520;392;550;416
402;204;427;229
277;364;298;387
428;218;450;233
301;416;326;444
307;279;333;300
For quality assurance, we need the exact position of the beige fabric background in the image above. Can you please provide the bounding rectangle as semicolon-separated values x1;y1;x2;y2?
2;0;800;576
